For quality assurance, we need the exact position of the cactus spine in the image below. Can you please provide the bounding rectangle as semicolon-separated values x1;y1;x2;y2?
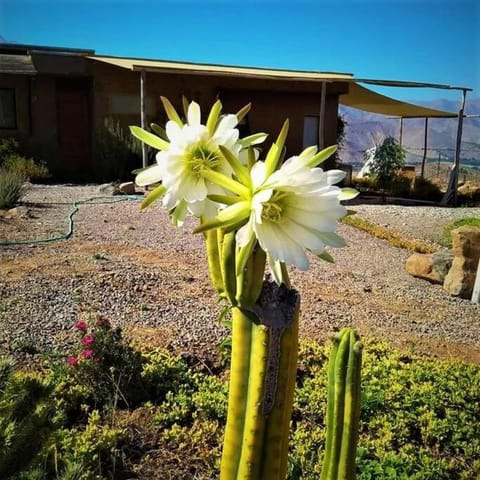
321;328;363;480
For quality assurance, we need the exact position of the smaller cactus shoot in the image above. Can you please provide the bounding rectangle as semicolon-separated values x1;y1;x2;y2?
321;328;363;480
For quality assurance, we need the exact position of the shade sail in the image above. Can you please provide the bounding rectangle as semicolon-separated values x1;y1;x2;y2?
340;82;458;118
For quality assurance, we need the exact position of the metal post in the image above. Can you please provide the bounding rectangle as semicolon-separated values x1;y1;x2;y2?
453;89;467;206
399;117;403;146
140;69;147;168
441;88;467;206
420;117;428;178
318;81;326;149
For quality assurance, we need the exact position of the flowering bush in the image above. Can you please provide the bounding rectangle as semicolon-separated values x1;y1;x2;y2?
65;315;145;409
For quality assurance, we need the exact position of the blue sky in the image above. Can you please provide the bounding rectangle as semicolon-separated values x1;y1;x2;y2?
1;0;478;102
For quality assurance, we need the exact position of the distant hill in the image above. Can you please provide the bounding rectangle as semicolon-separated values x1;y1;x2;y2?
338;98;480;171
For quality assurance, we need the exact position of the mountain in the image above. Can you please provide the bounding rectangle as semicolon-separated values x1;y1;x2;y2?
338;98;480;170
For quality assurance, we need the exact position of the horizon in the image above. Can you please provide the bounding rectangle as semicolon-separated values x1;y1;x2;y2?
1;0;478;105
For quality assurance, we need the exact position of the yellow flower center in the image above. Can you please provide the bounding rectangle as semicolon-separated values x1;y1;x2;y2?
186;144;220;177
261;201;283;223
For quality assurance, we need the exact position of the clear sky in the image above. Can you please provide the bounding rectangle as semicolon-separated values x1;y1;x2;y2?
1;0;478;102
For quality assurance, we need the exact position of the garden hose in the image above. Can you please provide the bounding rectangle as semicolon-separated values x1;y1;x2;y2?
0;195;143;247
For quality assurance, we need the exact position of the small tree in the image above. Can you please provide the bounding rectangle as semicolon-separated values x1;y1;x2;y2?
370;136;406;189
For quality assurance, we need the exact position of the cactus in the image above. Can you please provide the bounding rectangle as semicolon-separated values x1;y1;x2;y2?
321;328;363;480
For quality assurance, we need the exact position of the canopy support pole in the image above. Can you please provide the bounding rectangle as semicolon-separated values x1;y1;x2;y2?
140;69;147;169
420;117;429;178
442;89;467;206
318;81;326;149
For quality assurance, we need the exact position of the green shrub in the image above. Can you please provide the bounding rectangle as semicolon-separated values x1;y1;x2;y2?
437;217;480;247
0;364;57;479
370;137;406;189
3;155;49;181
412;177;443;201
0;137;20;160
95;117;142;181
0;167;25;208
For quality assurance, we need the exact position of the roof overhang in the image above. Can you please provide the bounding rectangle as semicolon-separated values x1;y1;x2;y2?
0;54;37;75
88;55;354;82
88;54;463;118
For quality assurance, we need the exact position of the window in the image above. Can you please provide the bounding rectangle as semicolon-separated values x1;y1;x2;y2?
303;115;319;149
0;89;17;129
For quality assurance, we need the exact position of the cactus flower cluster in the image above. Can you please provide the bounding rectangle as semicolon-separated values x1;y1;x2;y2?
131;98;360;480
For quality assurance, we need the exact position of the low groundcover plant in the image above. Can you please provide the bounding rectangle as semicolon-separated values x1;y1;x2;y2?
131;97;358;480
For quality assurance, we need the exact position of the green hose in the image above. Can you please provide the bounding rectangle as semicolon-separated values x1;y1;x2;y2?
0;195;142;247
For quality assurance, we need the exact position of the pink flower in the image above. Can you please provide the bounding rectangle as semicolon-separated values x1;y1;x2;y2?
82;349;94;359
75;321;88;331
67;356;79;366
82;334;95;346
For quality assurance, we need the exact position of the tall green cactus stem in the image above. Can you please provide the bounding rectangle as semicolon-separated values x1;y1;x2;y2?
220;282;300;480
321;328;363;480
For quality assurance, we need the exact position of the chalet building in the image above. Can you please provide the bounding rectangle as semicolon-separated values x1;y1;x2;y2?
0;43;460;182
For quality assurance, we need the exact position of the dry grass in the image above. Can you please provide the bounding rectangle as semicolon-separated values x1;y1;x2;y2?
341;214;438;253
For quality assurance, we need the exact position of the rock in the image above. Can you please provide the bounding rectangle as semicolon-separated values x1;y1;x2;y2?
98;183;117;195
406;251;453;284
118;182;136;195
443;227;480;299
5;206;29;219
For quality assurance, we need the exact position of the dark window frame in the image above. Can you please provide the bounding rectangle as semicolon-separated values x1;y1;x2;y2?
0;88;17;129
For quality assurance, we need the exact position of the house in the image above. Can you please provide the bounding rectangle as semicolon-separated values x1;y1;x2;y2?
0;42;463;185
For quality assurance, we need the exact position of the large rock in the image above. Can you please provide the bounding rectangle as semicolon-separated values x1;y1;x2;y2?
406;251;453;284
443;227;480;299
118;182;136;195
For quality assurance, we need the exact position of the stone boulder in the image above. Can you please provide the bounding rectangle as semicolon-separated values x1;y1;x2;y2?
118;182;136;195
443;227;480;299
406;251;454;284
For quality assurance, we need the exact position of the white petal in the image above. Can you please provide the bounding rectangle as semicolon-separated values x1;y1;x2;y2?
327;169;346;185
184;178;208;202
166;120;182;143
216;114;238;135
316;232;347;248
281;219;326;254
187;101;201;126
135;165;164;186
255;222;309;270
250;161;267;188
236;216;255;247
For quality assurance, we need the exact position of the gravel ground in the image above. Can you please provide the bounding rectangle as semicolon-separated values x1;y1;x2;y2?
1;184;479;363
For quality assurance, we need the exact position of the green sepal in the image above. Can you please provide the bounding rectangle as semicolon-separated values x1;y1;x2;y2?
182;95;190;119
160;96;183;126
317;250;335;263
141;184;166;209
193;201;250;234
150;122;167;140
235;236;256;277
201;169;250;198
207;194;241;206
238;133;268;148
236;103;251;123
130;126;169;151
219;145;251;188
305;145;337;168
207;99;222;136
340;188;359;201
